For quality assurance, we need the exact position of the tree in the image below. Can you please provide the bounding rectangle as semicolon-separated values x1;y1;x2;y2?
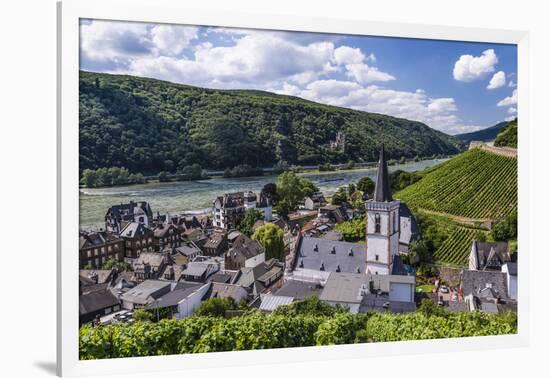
356;177;375;198
331;188;348;205
491;211;517;241
158;171;170;182
102;258;132;272
273;160;290;174
178;164;202;181
275;172;306;218
261;183;278;203
252;223;285;260
238;209;264;236
300;178;319;198
194;297;237;317
133;309;153;322
335;217;366;242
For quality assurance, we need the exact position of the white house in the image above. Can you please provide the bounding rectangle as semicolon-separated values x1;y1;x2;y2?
145;282;211;319
502;262;517;300
213;191;272;229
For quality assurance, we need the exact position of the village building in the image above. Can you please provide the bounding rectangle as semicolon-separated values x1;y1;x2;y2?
132;251;174;282
318;204;349;223
468;241;513;271
461;269;517;313
225;234;266;270
303;191;327;210
79;231;124;269
119;222;155;259
201;230;228;256
145;282;210;319
233;259;284;299
258;294;295;312
173;241;203;266
152;223;182;251
207;282;249;303
79;288;121;325
105;201;153;233
212;191;272;229
181;259;220;283
120;280;173;310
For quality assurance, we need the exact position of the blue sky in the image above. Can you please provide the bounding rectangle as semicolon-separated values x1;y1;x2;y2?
80;19;518;135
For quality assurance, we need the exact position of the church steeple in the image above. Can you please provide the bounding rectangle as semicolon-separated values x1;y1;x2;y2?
374;144;392;202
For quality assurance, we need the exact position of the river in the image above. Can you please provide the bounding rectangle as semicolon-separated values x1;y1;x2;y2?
79;158;447;229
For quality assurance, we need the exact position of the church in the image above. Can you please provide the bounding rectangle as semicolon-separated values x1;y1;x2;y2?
365;145;418;275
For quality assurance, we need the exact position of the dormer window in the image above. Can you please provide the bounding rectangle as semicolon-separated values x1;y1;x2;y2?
313;244;319;252
320;262;325;271
348;248;354;257
331;246;336;254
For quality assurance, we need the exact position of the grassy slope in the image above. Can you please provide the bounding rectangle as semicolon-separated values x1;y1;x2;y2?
79;71;462;174
494;119;518;148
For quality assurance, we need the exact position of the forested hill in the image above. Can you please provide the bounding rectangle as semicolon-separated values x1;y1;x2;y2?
494;119;518;148
79;71;462;175
454;121;508;144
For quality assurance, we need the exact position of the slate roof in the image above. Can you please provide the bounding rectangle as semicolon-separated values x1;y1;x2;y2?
296;237;366;274
228;234;265;260
79;231;122;249
203;232;226;249
398;203;420;241
79;289;120;316
259;295;294;311
472;241;511;270
359;294;416;313
119;222;153;239
145;283;204;309
235;259;282;289
120;280;172;305
462;270;509;300
153;224;179;238
215;192;245;208
209;282;246;301
319;272;368;304
174;241;202;257
133;252;170;269
107;201;153;222
374;144;392;202
274;279;323;300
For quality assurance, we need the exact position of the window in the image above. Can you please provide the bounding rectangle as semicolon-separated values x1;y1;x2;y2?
375;213;381;233
375;254;379;261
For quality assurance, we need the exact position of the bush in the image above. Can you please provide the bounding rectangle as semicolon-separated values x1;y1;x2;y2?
194;298;238;317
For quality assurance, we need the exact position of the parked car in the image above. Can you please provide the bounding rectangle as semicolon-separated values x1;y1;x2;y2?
439;285;449;293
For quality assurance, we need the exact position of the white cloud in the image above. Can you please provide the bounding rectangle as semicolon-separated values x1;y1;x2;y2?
508;106;517;114
508;79;516;88
345;63;396;84
453;49;498;82
504;115;517;122
497;89;518;107
487;71;506;90
150;25;199;56
366;53;376;63
333;46;365;65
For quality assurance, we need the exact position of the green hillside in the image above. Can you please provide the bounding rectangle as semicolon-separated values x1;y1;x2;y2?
433;227;488;266
494;118;518;148
396;148;517;220
79;71;461;175
454;121;508;144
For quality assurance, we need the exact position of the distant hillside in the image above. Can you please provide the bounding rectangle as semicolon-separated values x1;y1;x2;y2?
454;121;508;144
494;119;518;148
79;71;461;175
396;148;517;220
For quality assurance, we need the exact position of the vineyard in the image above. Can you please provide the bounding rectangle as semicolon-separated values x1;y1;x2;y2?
433;227;488;266
396;149;517;220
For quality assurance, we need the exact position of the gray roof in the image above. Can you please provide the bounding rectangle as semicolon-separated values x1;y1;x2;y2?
209;282;246;301
462;270;509;300
374;144;392;202
297;237;366;274
145;283;205;309
79;289;120;315
120;280;172;304
259;295;295;311
274;280;323;300
320;272;369;304
182;263;208;278
119;222;153;239
174;242;202;256
473;241;511;270
504;262;517;276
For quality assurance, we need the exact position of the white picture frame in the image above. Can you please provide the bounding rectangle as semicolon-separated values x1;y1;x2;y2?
57;0;530;376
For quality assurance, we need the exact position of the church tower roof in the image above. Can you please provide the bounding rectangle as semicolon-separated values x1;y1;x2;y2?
374;144;393;202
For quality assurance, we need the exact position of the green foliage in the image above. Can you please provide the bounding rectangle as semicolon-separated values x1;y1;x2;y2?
273;160;291;174
133;309;153;322
491;210;517;241
433;227;488;266
272;296;338;317
102;258;132;272
319;163;336;171
356;176;375;198
455;121;508;144
397;149;517;219
222;164;263;178
261;183;278;203
79;71;461;175
158;171;170;182
177;163;203;181
390;170;422;192
194;298;238;318
494;118;517;148
275;172;316;217
252;223;285;260
331;187;348;205
80;167;146;188
417;299;447;317
79;308;516;359
335;217;366;242
238;209;264;236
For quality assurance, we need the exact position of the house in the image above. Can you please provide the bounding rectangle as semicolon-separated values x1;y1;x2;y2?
234;259;284;298
79;231;124;269
201;230;228;256
173;241;203;266
144;282;210;319
105;201;153;233
120;280;173;310
207;282;248;303
460;269;516;313
274;279;323;300
119;222;155;259
318;272;416;314
152;223;182;251
181;260;220;282
294;236;367;276
468;241;512;271
502;262;517;300
303;191;327;210
258;294;295;312
225;234;266;270
132;251;174;282
79;288;121;325
212;191;272;229
318;204;349;223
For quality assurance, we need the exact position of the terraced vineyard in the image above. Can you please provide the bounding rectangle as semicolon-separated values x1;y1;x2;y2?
397;149;517;220
432;227;488;266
